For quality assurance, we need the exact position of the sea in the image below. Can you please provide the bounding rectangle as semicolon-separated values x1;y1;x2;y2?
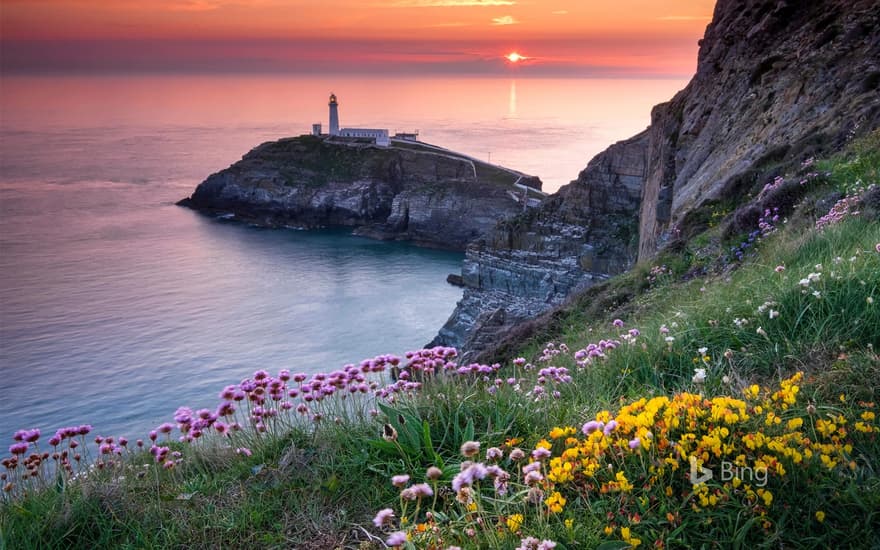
0;74;688;441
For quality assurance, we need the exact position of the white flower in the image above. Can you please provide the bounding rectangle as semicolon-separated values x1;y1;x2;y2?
808;272;821;283
756;327;768;337
692;368;707;384
815;264;823;271
813;290;822;298
665;336;675;343
868;297;875;305
722;375;731;384
698;347;708;355
799;278;811;287
769;310;780;319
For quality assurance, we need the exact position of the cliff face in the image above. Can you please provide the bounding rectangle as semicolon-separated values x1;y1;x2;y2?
435;0;880;357
639;0;880;258
179;136;543;250
432;132;647;355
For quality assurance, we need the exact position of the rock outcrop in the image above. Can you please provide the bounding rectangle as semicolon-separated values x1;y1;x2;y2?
639;0;880;259
432;132;647;355
179;136;543;250
434;0;880;358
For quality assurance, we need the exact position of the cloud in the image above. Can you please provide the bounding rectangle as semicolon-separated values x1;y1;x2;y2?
390;0;516;6
657;15;711;21
491;15;517;25
551;10;567;15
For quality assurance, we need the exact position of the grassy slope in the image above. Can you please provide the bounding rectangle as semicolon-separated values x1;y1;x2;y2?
1;134;878;550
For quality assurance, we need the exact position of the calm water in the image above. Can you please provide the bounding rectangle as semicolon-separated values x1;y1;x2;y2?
0;74;687;441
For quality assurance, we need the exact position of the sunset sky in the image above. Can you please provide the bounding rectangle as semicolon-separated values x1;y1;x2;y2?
1;0;716;76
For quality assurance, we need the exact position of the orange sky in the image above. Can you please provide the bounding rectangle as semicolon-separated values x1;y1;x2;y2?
1;0;716;75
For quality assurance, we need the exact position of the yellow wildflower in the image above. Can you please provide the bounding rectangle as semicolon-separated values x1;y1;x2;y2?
549;426;575;439
506;514;523;532
815;510;825;522
544;491;566;513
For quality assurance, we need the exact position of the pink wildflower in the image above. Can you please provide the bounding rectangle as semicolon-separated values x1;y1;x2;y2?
372;508;395;528
386;531;407;546
391;474;410;488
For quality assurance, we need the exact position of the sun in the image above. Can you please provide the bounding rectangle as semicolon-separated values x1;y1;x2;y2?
505;52;527;63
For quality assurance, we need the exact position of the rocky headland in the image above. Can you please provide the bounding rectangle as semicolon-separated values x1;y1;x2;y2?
434;0;880;358
180;0;878;359
178;136;544;251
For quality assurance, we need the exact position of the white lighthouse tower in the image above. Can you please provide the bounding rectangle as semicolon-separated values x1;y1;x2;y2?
328;93;340;136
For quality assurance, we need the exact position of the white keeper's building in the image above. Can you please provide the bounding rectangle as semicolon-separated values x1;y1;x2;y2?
311;94;392;147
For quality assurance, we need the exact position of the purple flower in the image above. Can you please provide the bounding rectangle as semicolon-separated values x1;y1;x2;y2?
531;447;551;460
603;420;618;436
235;447;252;457
173;407;193;425
628;437;641;450
524;470;543;485
372;508;395;527
486;447;503;461
156;422;174;434
391;474;410;488
9;442;28;455
876;243;880;253
386;531;407;546
612;319;624;328
581;420;604;435
410;483;433;498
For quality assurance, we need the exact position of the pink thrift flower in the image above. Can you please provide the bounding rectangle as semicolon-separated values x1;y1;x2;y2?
9;442;28;455
486;447;503;461
531;447;551;460
581;420;603;435
603;420;619;436
410;483;433;498
386;531;407;546
391;474;410;488
612;319;624;328
235;447;252;457
372;508;394;527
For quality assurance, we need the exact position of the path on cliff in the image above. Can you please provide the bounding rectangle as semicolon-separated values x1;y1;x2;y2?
391;138;548;197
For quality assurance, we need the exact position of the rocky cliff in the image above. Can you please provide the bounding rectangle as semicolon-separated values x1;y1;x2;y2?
432;132;647;353
179;136;543;250
435;0;880;358
639;0;880;259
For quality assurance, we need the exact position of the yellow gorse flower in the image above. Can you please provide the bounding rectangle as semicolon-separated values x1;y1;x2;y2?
515;371;870;529
505;513;523;532
544;491;566;513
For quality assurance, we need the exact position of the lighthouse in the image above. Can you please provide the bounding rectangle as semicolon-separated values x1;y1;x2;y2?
328;93;340;136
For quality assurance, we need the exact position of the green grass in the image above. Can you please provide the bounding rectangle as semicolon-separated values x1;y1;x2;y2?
2;135;878;549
